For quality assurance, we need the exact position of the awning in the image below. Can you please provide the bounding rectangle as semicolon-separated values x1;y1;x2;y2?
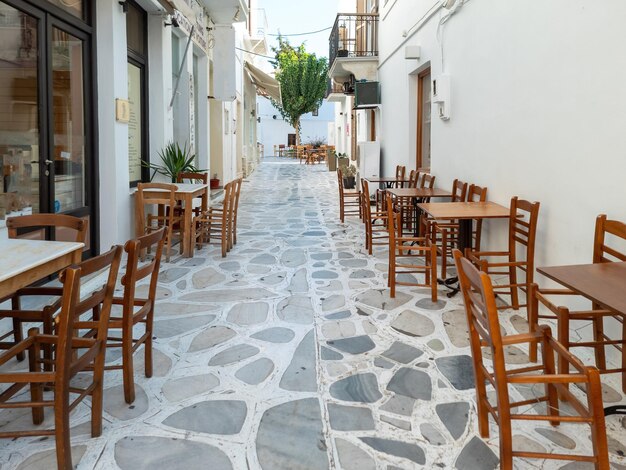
245;61;282;104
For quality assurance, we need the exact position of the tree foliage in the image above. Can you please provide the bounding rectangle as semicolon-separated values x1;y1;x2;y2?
270;37;328;144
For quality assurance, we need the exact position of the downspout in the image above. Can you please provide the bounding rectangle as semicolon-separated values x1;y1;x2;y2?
169;25;195;108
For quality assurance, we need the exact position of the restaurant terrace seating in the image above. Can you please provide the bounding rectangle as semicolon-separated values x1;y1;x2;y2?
387;194;438;301
176;171;209;218
337;168;361;223
528;214;626;391
454;250;610;470
0;214;88;363
136;182;182;262
467;197;540;311
361;179;390;255
105;228;166;404
194;180;236;257
0;245;122;470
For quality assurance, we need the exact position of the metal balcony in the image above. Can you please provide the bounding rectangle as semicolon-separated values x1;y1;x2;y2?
329;13;378;68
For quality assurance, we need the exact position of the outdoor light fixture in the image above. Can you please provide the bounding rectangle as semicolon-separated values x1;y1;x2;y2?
233;7;240;22
118;1;128;13
164;15;180;27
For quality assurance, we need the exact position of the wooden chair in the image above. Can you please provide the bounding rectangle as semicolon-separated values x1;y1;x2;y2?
231;177;243;247
105;228;166;404
176;172;208;218
387;194;437;301
337;169;361;223
361;179;390;255
528;214;626;391
136;182;181;262
0;245;122;470
194;181;234;257
467;197;540;310
453;250;609;470
0;214;88;362
278;144;285;157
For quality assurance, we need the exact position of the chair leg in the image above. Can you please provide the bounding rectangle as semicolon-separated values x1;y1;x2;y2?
587;369;610;470
90;348;106;437
527;283;539;363
498;417;514;470
541;332;560;425
144;317;154;379
509;264;520;310
54;373;73;470
122;328;135;404
27;328;44;425
430;245;438;302
11;296;24;361
591;314;607;371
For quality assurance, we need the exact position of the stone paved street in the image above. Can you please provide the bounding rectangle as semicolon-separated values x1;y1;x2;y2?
1;159;625;469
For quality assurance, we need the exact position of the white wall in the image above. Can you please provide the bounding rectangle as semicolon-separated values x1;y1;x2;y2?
379;0;626;274
257;98;334;154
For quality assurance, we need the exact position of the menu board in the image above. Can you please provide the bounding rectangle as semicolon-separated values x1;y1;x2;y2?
128;63;142;183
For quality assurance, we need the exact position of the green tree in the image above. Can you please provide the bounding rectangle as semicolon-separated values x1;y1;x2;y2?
270;37;328;145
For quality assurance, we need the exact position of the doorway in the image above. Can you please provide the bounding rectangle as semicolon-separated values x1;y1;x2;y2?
416;67;431;170
0;0;95;254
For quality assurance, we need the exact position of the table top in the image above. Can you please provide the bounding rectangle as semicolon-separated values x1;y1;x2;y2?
0;239;84;284
365;177;410;183
388;188;453;198
417;201;511;219
138;183;208;195
537;261;626;314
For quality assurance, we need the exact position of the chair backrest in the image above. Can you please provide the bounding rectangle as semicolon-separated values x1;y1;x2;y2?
451;179;468;202
72;245;123;344
7;214;88;244
507;197;540;268
420;173;435;189
221;181;235;219
232;177;243;220
136;183;177;231
337;168;345;194
120;228;166;318
593;214;626;263
361;178;372;219
453;249;509;405
408;170;420;188
177;172;208;184
55;245;122;380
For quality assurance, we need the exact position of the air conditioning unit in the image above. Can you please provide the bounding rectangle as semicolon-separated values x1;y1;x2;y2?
355;81;380;107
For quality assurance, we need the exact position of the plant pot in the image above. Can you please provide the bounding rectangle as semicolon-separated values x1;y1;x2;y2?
338;50;349;57
210;178;220;190
343;176;356;189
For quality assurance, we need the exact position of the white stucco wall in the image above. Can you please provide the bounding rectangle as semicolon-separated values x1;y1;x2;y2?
378;0;626;274
257;98;334;154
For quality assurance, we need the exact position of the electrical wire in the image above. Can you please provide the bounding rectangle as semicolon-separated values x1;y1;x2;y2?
235;47;275;59
267;26;332;37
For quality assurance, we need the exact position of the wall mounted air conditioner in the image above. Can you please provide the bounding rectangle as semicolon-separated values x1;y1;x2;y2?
355;81;380;107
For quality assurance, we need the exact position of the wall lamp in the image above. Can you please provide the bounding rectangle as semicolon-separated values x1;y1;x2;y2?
233;6;240;22
118;1;128;13
164;15;179;27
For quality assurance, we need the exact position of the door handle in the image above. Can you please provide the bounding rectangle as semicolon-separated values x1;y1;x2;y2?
45;159;53;165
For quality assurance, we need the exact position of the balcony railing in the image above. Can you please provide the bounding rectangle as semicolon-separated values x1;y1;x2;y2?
329;13;379;68
326;78;345;98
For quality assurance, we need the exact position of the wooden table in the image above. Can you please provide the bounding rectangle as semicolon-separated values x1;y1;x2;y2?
418;201;510;251
388;188;454;237
135;183;208;258
537;261;626;416
0;239;84;299
365;176;411;189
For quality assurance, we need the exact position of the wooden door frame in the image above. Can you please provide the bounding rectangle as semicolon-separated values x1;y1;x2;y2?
416;67;431;171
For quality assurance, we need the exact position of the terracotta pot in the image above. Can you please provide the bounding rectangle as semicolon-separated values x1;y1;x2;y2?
210;178;220;190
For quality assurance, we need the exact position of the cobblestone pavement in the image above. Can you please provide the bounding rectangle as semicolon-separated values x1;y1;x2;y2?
1;158;625;469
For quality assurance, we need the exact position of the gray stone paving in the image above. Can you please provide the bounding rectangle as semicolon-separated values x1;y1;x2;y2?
0;159;625;469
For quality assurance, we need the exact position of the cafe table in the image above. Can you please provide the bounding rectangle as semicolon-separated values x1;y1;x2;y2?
537;261;626;416
0;239;84;299
388;188;454;236
135;183;208;258
417;201;511;295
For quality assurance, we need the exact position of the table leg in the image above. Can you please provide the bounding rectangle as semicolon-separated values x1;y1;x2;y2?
440;219;473;297
182;193;193;257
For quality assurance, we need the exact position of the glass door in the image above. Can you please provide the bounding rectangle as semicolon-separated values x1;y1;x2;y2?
0;0;93;252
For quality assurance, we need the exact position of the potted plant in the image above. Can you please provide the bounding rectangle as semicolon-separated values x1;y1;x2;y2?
342;164;357;189
210;173;220;189
143;141;204;182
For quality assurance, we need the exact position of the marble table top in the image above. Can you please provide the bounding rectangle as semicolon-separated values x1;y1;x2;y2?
0;239;84;284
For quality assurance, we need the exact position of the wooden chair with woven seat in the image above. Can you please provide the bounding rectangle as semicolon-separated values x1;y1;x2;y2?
136;182;181;262
361;179;390;255
104;227;166;404
194;181;234;257
337;168;361;223
0;245;122;470
0;214;88;363
528;214;626;391
466;197;540;311
453;249;609;470
387;194;438;301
